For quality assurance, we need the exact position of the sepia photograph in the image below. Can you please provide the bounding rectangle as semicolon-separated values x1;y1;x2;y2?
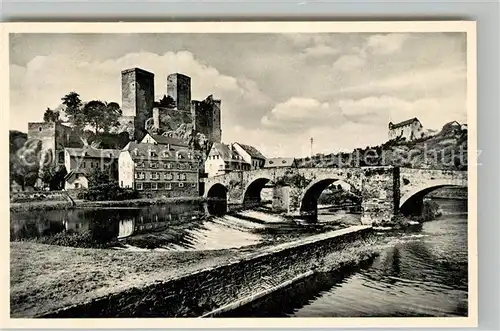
1;21;477;328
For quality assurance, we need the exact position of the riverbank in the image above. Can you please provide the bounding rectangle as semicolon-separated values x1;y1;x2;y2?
9;196;204;212
10;225;373;318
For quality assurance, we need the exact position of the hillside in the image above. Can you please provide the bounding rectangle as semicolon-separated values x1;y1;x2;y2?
296;122;468;171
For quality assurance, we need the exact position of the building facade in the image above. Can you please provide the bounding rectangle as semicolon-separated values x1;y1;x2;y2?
231;142;266;170
63;147;120;189
121;68;155;141
263;157;298;169
205;142;251;177
118;142;199;196
388;117;424;141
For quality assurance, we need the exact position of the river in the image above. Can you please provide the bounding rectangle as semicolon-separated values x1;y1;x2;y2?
10;198;468;317
222;198;468;317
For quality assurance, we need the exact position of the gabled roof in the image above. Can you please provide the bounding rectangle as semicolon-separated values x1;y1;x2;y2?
389;117;421;129
65;147;121;159
264;157;297;168
234;142;266;160
143;133;189;147
64;169;87;181
210;142;249;164
122;142;192;161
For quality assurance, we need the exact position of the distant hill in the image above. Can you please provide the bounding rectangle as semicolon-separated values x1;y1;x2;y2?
296;121;468;170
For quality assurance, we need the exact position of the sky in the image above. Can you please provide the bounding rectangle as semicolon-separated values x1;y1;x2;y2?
9;32;467;158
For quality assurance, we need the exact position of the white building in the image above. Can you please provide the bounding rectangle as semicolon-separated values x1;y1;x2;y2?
388;117;424;141
231;142;266;170
118;142;198;195
205;142;251;177
63;146;120;190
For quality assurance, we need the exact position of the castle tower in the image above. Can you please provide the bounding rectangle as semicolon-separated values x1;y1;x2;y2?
167;73;191;111
191;95;222;144
121;68;155;140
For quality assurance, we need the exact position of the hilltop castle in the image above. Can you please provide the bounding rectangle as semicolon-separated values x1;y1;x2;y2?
117;68;222;145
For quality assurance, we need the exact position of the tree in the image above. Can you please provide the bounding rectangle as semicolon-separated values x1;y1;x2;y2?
62;92;83;129
82;100;122;133
43;108;60;123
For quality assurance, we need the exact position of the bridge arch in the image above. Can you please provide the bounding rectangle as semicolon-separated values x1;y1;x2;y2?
205;183;228;216
242;176;273;208
299;177;361;222
399;183;467;216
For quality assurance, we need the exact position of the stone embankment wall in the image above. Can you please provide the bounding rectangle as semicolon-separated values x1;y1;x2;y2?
10;191;72;203
39;226;372;318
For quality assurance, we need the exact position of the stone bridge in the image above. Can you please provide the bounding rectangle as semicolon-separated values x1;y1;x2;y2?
203;166;467;225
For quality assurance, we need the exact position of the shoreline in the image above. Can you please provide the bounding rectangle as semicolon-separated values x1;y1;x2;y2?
10;226;373;318
10;196;205;211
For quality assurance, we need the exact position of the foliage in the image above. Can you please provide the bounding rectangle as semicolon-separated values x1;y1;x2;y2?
62;92;84;130
82;100;122;133
275;173;309;187
9;139;52;191
43;108;60;123
77;168;139;201
39;165;69;190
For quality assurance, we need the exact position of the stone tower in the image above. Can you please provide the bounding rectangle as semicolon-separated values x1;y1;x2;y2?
167;73;191;111
191;95;222;144
121;68;155;141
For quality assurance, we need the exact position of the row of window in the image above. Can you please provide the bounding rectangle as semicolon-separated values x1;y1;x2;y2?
135;182;197;190
135;171;191;181
77;161;115;169
136;161;197;170
135;150;194;160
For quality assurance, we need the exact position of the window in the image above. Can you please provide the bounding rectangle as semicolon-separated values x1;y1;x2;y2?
136;183;143;190
38;127;42;131
191;183;197;188
75;183;80;189
165;183;172;190
188;153;193;159
150;151;158;157
166;173;173;180
82;161;86;168
179;183;184;188
152;183;158;190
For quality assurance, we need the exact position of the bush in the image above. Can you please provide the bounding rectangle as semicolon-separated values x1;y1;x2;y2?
78;168;140;201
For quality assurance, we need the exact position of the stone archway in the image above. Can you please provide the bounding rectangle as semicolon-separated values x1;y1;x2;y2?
242;177;272;208
206;183;228;216
399;184;466;216
299;178;360;222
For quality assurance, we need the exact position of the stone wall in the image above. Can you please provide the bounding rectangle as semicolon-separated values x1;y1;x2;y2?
39;226;372;318
359;167;397;225
10;191;71;203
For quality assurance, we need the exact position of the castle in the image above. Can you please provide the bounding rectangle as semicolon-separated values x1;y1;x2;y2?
388;117;424;141
118;68;222;145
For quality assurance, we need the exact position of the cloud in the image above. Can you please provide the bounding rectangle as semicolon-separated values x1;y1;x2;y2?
301;44;340;58
333;54;366;72
10;51;272;132
339;65;466;97
365;33;410;55
338;94;467;129
261;97;346;131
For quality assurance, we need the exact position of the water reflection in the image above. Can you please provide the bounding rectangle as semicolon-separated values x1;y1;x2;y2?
224;199;468;318
10;202;271;250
